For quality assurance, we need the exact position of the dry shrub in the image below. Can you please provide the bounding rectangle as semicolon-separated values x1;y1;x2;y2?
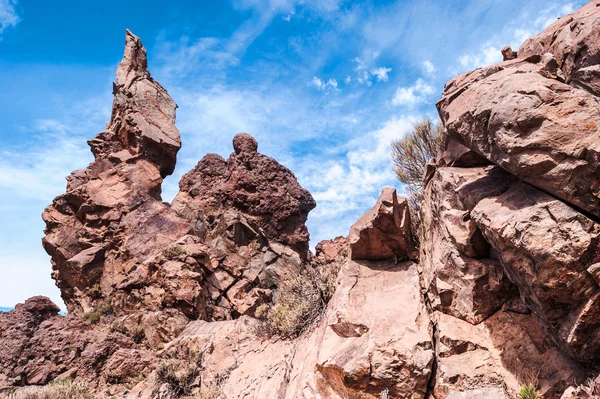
155;360;199;397
256;265;337;339
391;119;443;244
163;245;187;259
83;311;101;325
2;379;91;399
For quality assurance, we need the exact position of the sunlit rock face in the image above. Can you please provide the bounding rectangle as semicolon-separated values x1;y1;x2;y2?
4;2;600;399
40;30;315;344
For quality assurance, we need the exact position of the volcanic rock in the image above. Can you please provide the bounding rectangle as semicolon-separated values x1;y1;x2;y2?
348;187;413;261
173;133;316;256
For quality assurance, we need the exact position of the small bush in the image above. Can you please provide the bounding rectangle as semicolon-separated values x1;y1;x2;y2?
86;283;103;300
257;265;337;339
99;301;114;316
155;361;199;397
2;379;91;399
391;119;443;244
517;384;539;399
83;311;101;325
163;245;188;259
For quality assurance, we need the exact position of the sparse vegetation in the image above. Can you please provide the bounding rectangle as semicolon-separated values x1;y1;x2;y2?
83;311;101;324
516;384;539;399
155;360;199;397
163;244;188;259
99;301;114;316
2;379;91;399
391;119;443;244
256;265;337;339
86;283;103;300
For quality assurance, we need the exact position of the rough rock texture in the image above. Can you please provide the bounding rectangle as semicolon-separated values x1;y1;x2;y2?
437;2;600;220
434;0;600;366
0;297;156;394
137;258;433;399
348;187;413;261
172;133;315;256
421;166;518;324
41;30;314;341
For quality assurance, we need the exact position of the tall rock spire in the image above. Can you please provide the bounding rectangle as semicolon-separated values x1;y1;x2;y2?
88;30;181;177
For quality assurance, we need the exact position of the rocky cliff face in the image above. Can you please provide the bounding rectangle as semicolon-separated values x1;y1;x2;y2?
3;2;600;399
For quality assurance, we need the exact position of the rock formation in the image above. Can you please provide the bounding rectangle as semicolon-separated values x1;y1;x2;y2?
3;2;600;399
40;29;315;348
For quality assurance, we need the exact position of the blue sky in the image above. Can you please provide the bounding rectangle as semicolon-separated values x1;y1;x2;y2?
0;0;585;309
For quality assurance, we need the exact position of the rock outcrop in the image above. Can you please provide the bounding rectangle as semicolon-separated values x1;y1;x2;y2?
348;187;413;261
40;30;315;348
0;297;156;392
4;3;600;399
434;0;600;367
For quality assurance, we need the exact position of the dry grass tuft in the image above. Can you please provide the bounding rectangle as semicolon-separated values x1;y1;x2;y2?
256;264;337;339
163;245;188;259
155;360;199;397
1;379;91;399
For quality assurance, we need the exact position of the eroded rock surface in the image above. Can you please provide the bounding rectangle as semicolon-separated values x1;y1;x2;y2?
349;187;413;261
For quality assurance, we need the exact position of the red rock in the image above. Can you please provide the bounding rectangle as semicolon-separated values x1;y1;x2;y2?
348;187;413;261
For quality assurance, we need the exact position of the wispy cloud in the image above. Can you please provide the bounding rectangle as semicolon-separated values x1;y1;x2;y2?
422;60;436;76
391;78;435;107
0;0;19;37
371;67;392;82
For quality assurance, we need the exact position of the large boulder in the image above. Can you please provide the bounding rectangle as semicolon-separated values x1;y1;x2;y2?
348;187;413;261
437;2;600;220
172;133;316;256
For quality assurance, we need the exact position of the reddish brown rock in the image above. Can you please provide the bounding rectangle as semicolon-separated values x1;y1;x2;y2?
472;181;600;362
173;133;316;256
421;166;518;324
437;2;600;220
519;1;600;83
41;30;313;332
0;297;156;391
348;187;413;261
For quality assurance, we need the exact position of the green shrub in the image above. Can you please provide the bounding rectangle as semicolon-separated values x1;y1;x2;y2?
257;265;337;339
83;311;101;325
163;245;188;259
2;379;91;399
517;384;539;399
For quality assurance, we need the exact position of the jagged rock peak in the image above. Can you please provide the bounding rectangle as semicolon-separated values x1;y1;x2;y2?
174;133;316;256
116;29;149;88
88;29;181;177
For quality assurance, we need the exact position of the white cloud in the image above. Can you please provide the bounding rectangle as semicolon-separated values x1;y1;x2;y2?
391;78;435;106
0;0;19;37
352;58;392;85
422;60;436;75
0;120;93;200
310;76;338;90
371;66;392;82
